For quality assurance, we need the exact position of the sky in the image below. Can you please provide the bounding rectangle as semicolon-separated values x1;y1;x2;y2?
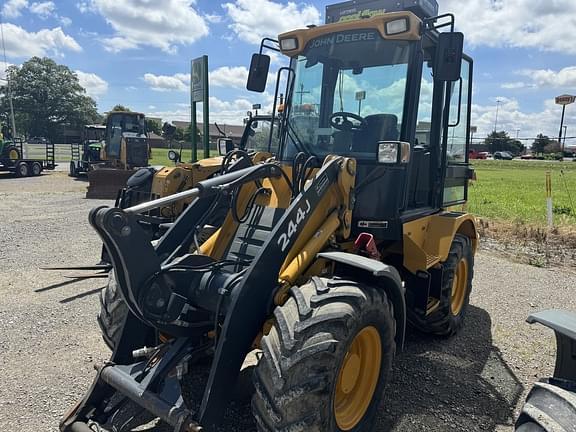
1;0;576;145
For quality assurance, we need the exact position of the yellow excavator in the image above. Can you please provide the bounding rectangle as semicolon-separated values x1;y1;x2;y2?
61;1;479;431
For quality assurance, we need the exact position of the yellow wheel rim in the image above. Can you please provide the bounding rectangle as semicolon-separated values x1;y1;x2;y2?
334;326;382;431
451;258;469;316
9;149;19;160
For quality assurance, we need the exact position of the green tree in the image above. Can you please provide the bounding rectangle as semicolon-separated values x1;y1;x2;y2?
185;124;202;143
484;131;524;155
111;104;131;112
146;119;161;135
173;127;185;141
532;134;554;153
0;57;100;141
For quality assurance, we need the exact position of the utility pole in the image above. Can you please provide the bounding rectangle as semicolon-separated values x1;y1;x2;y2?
0;16;17;139
295;83;310;105
494;99;501;132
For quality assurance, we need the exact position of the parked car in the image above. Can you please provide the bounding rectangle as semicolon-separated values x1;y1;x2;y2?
494;151;513;160
469;150;488;160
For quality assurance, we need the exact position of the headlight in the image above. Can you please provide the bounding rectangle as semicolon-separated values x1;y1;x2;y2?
385;18;409;35
280;38;298;51
378;143;398;163
378;142;411;164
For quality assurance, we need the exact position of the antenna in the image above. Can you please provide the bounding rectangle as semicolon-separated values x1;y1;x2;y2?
0;13;17;139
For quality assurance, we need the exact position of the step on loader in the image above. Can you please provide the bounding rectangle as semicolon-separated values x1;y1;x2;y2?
61;1;479;431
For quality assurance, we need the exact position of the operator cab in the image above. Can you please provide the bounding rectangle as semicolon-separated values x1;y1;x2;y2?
247;0;472;241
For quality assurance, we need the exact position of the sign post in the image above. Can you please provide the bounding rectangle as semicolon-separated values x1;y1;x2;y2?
191;56;210;161
555;94;575;153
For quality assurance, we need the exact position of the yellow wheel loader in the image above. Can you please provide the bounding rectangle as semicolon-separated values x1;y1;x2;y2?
61;1;478;431
86;111;150;199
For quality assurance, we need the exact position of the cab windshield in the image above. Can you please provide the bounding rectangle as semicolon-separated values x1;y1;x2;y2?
284;31;412;160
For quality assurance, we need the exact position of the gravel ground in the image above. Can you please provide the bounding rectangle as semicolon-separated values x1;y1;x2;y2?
0;171;575;432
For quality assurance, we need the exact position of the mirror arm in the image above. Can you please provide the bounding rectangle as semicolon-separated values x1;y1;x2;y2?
259;38;280;54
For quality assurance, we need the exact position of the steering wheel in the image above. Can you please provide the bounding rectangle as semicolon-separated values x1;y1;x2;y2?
330;112;368;132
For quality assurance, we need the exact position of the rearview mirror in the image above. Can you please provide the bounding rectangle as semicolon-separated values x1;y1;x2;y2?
247;54;271;93
434;32;464;82
218;138;235;156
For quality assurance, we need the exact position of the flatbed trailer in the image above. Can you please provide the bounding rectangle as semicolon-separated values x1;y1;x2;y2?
0;139;57;177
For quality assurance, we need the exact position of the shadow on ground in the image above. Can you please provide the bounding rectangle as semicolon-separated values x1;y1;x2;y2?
114;306;522;432
378;305;524;431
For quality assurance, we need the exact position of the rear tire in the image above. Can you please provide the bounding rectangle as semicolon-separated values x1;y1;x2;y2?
252;277;396;432
31;162;42;176
97;272;128;350
15;161;29;178
408;234;474;336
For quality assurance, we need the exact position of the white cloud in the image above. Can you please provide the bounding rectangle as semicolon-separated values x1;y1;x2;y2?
500;67;576;91
223;0;321;44
76;1;95;13
2;0;28;18
75;70;108;98
1;23;82;58
501;82;530;90
519;67;576;89
143;73;189;92
60;16;72;26
29;1;55;18
89;0;209;53
147;97;257;125
210;66;248;88
441;0;576;54
471;97;576;143
205;14;222;24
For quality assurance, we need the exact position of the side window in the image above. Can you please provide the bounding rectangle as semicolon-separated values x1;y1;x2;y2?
446;61;470;162
416;62;434;146
443;58;472;206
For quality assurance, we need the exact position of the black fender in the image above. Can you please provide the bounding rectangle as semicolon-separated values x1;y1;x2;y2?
318;251;406;351
527;310;576;382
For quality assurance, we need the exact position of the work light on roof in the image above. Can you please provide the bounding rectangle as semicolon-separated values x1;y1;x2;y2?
385;18;409;35
280;38;298;51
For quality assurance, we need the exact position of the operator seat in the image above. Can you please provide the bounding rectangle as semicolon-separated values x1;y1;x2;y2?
353;114;399;153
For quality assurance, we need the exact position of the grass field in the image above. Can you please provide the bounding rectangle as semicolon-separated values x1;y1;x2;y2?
469;160;576;226
149;147;220;166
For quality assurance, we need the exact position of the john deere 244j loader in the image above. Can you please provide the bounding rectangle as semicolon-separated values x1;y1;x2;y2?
61;1;478;431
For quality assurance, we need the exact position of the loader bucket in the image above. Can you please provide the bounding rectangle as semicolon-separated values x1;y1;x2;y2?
87;169;135;199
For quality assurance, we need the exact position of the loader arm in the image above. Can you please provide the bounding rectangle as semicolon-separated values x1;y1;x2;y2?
199;156;356;426
64;156;356;432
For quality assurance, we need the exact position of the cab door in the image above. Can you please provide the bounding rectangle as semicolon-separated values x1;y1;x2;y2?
442;56;473;206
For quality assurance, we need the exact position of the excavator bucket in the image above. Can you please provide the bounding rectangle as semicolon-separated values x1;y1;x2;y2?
86;169;135;199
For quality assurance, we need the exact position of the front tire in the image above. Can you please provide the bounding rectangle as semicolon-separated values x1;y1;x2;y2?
252;277;396;432
408;234;474;336
97;272;128;350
